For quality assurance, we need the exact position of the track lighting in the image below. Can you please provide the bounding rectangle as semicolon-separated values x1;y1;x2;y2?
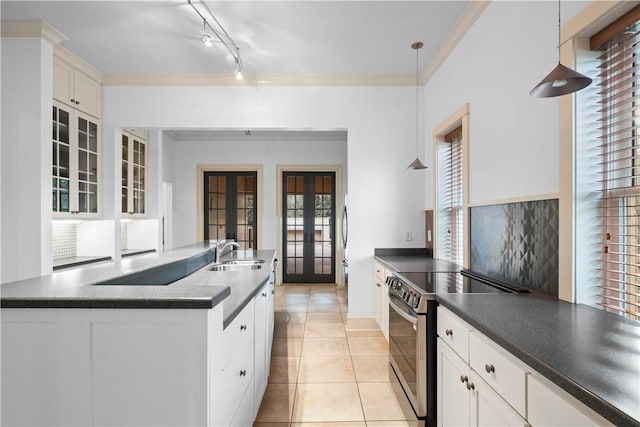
188;0;244;80
200;19;213;47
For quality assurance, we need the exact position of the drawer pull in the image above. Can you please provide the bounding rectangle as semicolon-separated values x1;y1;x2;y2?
466;381;475;391
239;370;247;376
240;324;247;331
485;364;495;374
460;375;468;384
262;292;267;297
445;329;453;336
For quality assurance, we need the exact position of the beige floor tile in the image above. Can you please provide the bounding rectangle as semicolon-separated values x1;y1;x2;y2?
301;337;350;357
339;303;348;313
309;295;339;305
277;294;311;304
347;336;389;356
283;285;312;296
366;421;413;427
305;312;343;324
275;311;307;324
298;356;356;383
351;356;390;382
275;303;310;313
292;383;364;422
254;423;289;427
358;382;407;421
271;337;304;357
269;356;300;384
307;301;340;313
304;323;346;338
255;383;297;423
274;285;286;296
346;330;385;339
292;423;366;427
275;321;306;338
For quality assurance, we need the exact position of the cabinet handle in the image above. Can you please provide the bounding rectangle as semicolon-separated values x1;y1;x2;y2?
460;375;468;384
466;382;475;391
70;98;75;103
262;292;267;297
240;324;247;331
376;283;381;287
75;101;80;105
445;329;453;336
485;364;495;374
239;370;247;376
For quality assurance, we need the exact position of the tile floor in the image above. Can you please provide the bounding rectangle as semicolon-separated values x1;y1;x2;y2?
254;284;411;427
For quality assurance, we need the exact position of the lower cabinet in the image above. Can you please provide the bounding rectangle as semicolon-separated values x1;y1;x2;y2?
437;306;612;427
374;261;389;341
1;284;275;427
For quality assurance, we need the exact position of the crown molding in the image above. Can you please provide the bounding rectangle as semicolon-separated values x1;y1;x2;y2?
103;73;416;87
1;20;68;45
420;0;491;85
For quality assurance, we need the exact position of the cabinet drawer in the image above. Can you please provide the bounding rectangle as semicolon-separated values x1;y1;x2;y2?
374;261;386;282
221;299;255;369
469;331;528;416
438;306;472;361
528;373;613;426
213;333;254;427
231;376;256;427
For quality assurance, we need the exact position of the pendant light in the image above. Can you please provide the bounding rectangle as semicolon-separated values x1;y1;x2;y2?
408;41;428;170
530;0;592;97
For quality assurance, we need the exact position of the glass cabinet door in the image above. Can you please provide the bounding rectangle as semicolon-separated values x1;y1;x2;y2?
76;113;99;214
53;104;71;213
121;131;146;216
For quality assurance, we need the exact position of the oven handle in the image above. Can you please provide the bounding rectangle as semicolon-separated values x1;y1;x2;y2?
388;294;418;325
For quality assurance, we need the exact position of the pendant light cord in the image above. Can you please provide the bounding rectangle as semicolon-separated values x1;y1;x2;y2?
557;0;561;63
415;45;419;155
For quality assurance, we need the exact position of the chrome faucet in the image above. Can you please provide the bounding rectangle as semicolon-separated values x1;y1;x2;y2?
215;241;240;263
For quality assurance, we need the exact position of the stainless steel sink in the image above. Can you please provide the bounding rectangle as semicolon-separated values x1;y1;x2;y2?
208;259;264;272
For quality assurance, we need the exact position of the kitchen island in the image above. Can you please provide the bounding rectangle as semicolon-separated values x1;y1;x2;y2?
1;242;277;427
375;251;640;427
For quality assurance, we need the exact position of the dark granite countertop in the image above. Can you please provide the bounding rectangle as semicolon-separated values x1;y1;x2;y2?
1;242;276;329
375;251;640;426
438;293;640;427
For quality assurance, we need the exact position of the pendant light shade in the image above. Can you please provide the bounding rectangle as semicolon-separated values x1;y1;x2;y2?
530;0;592;98
530;63;592;97
408;41;428;170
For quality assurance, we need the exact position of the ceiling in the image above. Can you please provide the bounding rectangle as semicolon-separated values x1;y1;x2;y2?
2;1;472;80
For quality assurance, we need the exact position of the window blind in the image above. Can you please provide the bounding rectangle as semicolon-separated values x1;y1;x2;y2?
439;127;463;265
593;17;640;321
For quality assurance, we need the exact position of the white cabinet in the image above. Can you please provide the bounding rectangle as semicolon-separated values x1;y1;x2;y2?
528;373;613;427
52;101;100;217
53;56;101;118
374;261;389;341
254;264;276;417
121;130;147;216
437;306;613;427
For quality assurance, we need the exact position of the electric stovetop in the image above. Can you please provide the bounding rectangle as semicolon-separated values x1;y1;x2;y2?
395;270;529;296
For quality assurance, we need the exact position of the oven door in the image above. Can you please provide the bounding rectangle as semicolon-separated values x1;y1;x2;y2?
388;293;426;418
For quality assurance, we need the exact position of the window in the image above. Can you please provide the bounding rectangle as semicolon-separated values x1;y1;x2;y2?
589;9;640;321
438;126;464;265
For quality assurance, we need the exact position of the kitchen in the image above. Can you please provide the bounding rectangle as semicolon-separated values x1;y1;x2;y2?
2;1;640;426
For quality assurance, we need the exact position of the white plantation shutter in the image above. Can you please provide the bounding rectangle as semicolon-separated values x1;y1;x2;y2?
592;13;640;320
439;127;463;265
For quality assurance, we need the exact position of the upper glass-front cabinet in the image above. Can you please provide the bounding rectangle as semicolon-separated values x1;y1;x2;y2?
122;130;147;216
52;102;100;216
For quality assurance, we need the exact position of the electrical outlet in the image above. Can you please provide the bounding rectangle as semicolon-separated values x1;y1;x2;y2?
404;229;413;241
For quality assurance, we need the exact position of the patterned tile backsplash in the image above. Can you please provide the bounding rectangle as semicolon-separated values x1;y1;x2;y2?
52;222;76;260
470;199;559;297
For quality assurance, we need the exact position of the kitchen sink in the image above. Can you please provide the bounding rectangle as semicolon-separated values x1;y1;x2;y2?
208;259;265;272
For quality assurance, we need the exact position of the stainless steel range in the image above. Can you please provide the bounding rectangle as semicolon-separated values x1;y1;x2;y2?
387;270;527;427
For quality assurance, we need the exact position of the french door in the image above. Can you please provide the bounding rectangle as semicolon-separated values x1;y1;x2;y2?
282;172;335;283
204;171;257;250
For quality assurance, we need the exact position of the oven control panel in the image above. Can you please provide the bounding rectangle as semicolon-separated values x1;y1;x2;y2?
386;275;421;310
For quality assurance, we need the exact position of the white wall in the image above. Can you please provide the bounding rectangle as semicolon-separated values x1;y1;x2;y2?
102;85;427;318
166;135;347;251
425;1;568;208
1;37;53;283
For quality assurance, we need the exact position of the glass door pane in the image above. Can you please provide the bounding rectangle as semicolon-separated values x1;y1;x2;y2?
76;115;98;213
285;175;305;276
53;105;70;213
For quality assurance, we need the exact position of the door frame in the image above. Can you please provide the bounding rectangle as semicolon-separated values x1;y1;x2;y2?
276;164;344;286
196;164;263;247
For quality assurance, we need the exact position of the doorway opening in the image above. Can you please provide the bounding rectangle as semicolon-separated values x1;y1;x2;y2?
282;171;336;283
